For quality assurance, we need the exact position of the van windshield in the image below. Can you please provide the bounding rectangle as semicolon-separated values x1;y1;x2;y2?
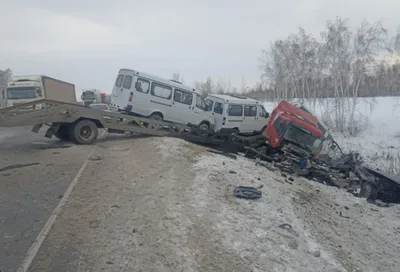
7;87;39;99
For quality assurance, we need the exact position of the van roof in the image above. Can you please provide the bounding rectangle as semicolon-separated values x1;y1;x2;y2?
119;68;199;94
206;94;260;104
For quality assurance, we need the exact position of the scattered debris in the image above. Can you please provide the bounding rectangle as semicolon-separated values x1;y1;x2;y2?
339;211;350;219
89;153;104;161
207;149;237;160
36;143;72;150
0;162;40;172
233;186;262;200
312;250;321;257
228;170;237;174
278;223;292;230
285;178;294;185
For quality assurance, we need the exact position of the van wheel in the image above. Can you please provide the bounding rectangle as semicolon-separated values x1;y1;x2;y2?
69;119;99;144
149;113;163;121
232;128;239;135
149;113;163;129
199;123;210;131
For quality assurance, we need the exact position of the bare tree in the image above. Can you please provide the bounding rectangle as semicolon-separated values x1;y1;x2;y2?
171;72;184;83
260;17;389;135
195;77;214;96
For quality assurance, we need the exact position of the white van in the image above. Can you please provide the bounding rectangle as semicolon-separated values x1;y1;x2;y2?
205;94;270;134
111;69;214;130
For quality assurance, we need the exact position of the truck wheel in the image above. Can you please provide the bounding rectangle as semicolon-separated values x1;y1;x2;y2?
54;124;70;141
69;119;99;144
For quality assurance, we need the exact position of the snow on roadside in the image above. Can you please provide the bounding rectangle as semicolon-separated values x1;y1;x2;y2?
190;153;346;272
156;136;186;158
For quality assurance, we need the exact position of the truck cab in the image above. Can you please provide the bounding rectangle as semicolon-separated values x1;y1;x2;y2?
6;76;44;108
264;100;325;154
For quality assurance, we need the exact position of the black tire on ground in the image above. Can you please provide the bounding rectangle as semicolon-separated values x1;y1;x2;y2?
359;182;378;201
53;124;71;141
68;119;99;144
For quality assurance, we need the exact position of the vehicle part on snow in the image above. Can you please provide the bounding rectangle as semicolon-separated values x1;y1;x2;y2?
233;186;262;200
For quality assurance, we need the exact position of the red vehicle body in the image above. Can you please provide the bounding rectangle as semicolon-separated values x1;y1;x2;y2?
263;101;325;153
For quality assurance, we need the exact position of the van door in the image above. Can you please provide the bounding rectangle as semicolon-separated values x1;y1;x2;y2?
194;94;209;125
225;104;244;131
149;82;173;121
111;70;134;110
212;101;224;131
243;105;259;133
171;89;194;124
126;77;151;116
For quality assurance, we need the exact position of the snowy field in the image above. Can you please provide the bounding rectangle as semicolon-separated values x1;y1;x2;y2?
264;96;400;175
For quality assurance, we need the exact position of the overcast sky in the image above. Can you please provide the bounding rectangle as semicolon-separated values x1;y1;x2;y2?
1;0;399;95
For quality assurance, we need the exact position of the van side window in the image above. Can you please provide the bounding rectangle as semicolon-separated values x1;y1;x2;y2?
135;78;150;94
174;89;193;105
123;75;132;89
214;102;223;114
244;105;257;117
228;105;243;116
151;82;172;99
195;95;207;110
115;74;124;87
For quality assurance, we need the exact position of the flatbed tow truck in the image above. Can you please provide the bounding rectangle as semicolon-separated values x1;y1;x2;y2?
0;99;256;146
1;98;399;204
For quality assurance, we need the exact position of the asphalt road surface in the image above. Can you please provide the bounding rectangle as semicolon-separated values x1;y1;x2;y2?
0;127;92;272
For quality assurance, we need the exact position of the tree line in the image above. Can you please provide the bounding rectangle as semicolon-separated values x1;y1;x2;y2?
191;17;400;135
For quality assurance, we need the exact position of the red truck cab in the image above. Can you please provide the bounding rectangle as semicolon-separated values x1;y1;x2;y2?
263;101;324;153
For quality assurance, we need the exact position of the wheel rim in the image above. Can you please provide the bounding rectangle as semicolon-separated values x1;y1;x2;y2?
79;126;92;139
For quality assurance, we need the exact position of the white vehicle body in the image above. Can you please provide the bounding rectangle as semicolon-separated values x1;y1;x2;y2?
6;75;76;109
81;89;102;106
205;94;270;134
111;68;214;129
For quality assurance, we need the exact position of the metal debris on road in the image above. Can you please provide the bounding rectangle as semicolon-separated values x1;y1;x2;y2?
233;186;262;200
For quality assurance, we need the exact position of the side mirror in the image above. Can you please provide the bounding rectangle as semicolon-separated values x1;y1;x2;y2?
265;112;270;118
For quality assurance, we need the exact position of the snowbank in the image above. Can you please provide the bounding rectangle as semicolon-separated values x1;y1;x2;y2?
191;152;346;272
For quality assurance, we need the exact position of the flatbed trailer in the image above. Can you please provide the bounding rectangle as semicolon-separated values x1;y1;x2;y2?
0;99;263;146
